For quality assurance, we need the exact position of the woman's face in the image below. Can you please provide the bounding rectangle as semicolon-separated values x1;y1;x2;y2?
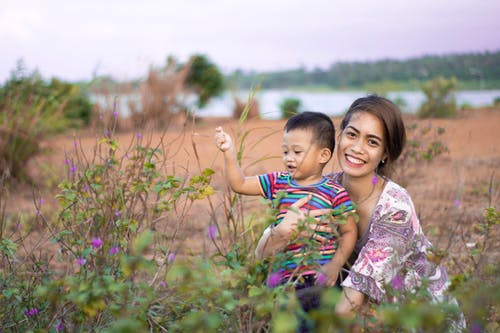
337;111;387;179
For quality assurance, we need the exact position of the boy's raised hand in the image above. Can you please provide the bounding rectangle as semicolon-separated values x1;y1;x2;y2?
214;126;233;152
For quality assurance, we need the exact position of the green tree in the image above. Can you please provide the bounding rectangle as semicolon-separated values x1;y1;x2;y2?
185;54;225;108
279;97;302;119
417;76;457;118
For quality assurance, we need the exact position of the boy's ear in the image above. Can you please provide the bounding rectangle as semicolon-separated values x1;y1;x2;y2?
319;148;332;164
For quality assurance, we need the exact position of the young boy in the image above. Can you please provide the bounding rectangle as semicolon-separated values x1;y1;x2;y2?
214;111;357;290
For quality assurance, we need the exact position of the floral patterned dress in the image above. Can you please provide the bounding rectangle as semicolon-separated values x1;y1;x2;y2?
330;172;465;330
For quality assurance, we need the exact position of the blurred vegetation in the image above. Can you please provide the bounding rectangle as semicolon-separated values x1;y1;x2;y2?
417;76;458;118
185;54;225;108
279;97;302;119
227;51;500;90
0;61;93;182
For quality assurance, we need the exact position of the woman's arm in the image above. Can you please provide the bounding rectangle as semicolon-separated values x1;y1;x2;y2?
335;287;365;316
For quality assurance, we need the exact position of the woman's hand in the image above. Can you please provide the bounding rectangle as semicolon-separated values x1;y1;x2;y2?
255;195;334;258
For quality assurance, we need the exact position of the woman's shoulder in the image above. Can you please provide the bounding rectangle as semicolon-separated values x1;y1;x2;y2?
376;178;416;223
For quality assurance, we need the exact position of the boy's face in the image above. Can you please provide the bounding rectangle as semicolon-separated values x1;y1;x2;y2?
281;128;330;184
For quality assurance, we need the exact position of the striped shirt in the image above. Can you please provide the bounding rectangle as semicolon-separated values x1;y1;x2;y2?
258;171;354;282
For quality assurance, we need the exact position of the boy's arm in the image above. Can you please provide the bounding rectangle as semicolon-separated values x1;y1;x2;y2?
215;126;262;195
320;214;357;287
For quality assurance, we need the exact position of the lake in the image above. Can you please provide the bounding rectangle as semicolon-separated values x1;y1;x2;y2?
93;89;500;119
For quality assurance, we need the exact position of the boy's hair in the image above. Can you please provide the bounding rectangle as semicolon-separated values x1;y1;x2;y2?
284;111;335;153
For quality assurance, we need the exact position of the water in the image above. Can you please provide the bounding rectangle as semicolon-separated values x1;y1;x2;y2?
92;89;500;119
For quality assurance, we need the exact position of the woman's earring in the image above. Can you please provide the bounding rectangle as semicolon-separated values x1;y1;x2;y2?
371;175;378;185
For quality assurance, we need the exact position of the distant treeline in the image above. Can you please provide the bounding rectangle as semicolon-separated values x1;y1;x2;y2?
226;51;500;90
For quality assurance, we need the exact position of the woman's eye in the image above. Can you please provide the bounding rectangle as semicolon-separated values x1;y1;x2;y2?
368;139;380;146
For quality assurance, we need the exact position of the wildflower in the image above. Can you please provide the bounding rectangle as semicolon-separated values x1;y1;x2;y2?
108;246;119;255
25;307;39;317
56;322;63;332
115;210;122;218
160;281;167;288
113;111;118;117
167;253;176;263
390;275;404;291
453;199;461;207
267;272;282;288
316;272;327;285
207;225;218;240
70;165;77;175
64;159;70;165
76;258;86;266
105;130;111;137
137;132;142;139
91;237;103;249
73;140;78;147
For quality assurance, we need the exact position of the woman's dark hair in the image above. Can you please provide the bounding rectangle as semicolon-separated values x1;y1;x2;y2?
285;111;335;154
340;95;406;176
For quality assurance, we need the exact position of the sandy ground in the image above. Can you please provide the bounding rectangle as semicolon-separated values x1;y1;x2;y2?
7;107;500;267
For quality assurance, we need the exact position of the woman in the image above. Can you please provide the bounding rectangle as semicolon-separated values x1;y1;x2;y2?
256;95;465;330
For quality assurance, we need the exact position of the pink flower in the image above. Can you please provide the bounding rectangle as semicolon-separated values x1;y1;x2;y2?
316;272;327;285
25;307;39;316
91;237;103;249
267;272;282;288
108;246;119;255
453;199;461;207
160;281;167;288
390;275;404;291
167;253;176;263
207;225;218;240
76;258;86;266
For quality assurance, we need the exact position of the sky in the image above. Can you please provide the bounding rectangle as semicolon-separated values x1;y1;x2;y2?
1;0;499;83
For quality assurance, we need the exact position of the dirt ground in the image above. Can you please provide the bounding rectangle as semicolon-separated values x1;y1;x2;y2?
7;107;500;267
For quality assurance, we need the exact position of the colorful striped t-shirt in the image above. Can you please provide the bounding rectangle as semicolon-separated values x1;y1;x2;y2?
258;171;354;282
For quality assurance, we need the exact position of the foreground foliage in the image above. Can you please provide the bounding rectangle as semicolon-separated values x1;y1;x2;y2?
0;103;499;332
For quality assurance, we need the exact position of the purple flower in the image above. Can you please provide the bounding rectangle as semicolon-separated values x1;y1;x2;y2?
453;199;461;207
470;321;482;333
25;307;39;317
64;159;70;165
137;132;142;139
390;275;404;291
167;253;176;263
91;237;103;249
70;165;77;175
207;225;218;240
316;272;327;285
108;246;119;255
76;258;86;266
113;111;118;117
267;272;282;288
115;210;122;218
56;322;63;332
73;140;78;147
36;209;41;216
105;130;111;137
160;281;167;288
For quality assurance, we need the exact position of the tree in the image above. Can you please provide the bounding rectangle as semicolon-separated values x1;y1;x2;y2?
417;76;457;118
185;54;225;108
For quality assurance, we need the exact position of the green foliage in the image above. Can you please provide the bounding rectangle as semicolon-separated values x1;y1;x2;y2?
0;62;93;182
417;76;458;118
279;97;302;119
1;90;499;331
227;51;500;90
185;54;225;108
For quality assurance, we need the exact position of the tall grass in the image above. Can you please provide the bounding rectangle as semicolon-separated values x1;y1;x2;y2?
0;91;498;332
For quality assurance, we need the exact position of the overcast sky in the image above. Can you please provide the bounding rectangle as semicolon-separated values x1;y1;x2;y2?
1;0;499;82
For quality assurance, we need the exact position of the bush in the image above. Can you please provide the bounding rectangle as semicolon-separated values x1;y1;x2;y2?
279;97;302;119
417;76;457;118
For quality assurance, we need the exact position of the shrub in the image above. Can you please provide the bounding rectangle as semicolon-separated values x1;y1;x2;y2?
417;76;457;118
279;97;302;119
